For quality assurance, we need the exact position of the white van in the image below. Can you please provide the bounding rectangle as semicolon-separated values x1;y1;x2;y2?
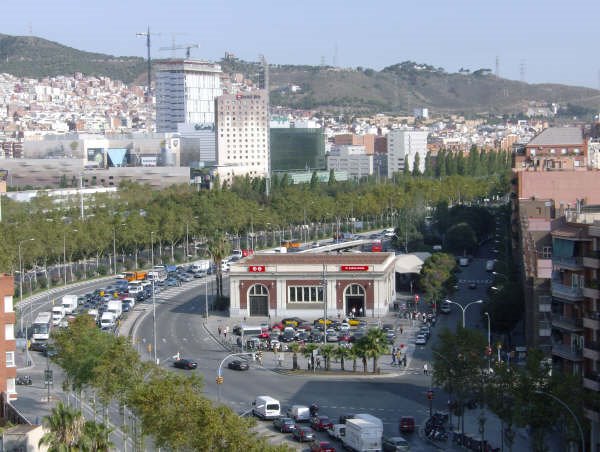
252;395;280;419
288;405;310;422
51;306;66;326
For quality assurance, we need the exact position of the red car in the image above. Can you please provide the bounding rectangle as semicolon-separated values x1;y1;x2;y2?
399;416;415;434
311;415;334;431
310;440;336;452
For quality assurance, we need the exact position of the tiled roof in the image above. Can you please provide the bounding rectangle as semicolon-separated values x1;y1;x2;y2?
528;127;583;146
551;224;588;239
238;252;393;266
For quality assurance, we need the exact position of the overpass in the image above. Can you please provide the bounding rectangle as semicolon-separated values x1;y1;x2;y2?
297;239;380;253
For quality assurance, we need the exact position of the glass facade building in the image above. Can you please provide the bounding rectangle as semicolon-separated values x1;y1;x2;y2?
270;128;326;172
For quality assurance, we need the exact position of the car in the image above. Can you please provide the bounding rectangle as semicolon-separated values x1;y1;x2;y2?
292;426;315;442
469;282;477;289
399;416;415;434
193;271;207;278
382;436;410;451
419;326;431;338
345;318;360;326
310;415;334;431
173;358;197;370
440;302;451;314
29;342;47;352
415;334;427;345
227;359;249;371
273;416;296;433
314;318;333;326
43;345;58;358
282;317;306;327
179;273;193;282
310;440;336;452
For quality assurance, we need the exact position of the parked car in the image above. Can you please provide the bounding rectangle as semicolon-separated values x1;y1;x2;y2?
399;416;416;434
382;436;410;451
173;358;197;370
440;301;451;314
292;426;315;442
311;415;334;431
415;334;427;345
228;359;249;371
469;282;477;289
273;417;296;433
314;318;333;326
29;342;47;352
310;440;336;452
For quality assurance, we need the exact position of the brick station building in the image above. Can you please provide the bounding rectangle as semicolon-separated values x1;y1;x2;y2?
228;253;397;319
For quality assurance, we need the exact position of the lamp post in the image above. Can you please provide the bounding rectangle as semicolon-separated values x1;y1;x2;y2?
151;231;157;365
18;238;35;337
444;299;483;328
534;390;585;452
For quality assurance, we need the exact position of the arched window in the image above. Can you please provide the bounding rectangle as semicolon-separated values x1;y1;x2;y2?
345;284;365;296
249;284;268;296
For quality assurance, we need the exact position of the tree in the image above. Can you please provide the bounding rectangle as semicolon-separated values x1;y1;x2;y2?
207;232;232;303
333;345;351;371
319;344;336;371
302;343;319;369
288;342;301;370
310;171;319;190
80;420;114;452
328;169;336;185
419;253;456;307
346;344;360;372
359;328;389;373
39;402;85;451
412;153;421;176
445;222;477;255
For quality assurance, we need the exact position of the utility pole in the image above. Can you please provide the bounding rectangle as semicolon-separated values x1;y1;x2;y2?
136;26;158;102
322;263;327;344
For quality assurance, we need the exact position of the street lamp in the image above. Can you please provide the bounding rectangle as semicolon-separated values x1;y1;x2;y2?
18;238;35;307
483;312;491;373
444;299;483;328
534;391;585;452
151;231;157;365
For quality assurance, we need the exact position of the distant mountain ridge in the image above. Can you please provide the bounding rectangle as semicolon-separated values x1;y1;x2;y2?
1;33;599;115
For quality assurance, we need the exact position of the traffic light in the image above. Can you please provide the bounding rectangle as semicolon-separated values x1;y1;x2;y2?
216;376;224;385
485;346;492;356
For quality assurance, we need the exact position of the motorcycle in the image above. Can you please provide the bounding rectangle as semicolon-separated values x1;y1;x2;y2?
16;375;32;385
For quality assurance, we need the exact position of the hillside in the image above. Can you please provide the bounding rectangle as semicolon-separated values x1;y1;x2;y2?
0;33;598;115
0;34;146;83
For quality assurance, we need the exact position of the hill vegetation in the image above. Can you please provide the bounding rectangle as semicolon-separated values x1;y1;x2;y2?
1;33;599;115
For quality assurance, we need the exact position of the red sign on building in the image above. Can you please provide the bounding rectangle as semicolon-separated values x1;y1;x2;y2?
248;265;266;273
371;244;383;252
340;265;369;272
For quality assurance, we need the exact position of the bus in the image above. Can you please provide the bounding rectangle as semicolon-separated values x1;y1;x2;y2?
32;311;52;342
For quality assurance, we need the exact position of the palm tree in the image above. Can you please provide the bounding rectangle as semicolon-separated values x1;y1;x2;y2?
333;345;351;371
346;344;360;372
288;342;301;370
362;328;390;373
80;420;114;451
207;232;231;303
302;343;319;370
354;339;369;373
39;401;85;451
319;344;336;371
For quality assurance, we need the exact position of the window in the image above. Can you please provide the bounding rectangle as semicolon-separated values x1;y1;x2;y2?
4;296;13;313
4;324;14;340
6;378;15;395
561;148;567;155
5;351;14;367
288;285;324;303
542;246;552;258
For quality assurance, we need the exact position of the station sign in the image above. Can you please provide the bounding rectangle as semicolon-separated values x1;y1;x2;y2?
248;265;266;273
340;265;369;272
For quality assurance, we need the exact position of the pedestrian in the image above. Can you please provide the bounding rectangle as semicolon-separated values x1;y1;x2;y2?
218;326;222;336
402;355;407;367
423;362;428;376
316;357;321;369
359;307;363;317
391;348;397;365
224;330;227;340
400;325;403;335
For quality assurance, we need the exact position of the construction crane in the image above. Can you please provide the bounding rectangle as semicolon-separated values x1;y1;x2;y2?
136;26;161;101
159;44;199;59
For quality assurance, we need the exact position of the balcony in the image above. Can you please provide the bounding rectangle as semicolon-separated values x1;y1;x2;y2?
584;372;600;391
551;314;583;332
551;281;584;302
551;342;583;361
584;313;600;330
552;256;584;271
584;341;600;360
583;250;600;269
583;285;600;299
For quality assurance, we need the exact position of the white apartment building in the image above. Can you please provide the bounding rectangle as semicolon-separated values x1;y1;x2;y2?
215;90;270;182
155;60;223;133
387;129;429;176
327;145;373;179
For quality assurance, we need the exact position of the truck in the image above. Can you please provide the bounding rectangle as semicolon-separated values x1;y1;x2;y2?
147;266;167;284
287;405;311;423
342;418;383;452
107;300;122;320
190;260;211;274
486;259;495;272
100;312;116;330
61;294;78;315
327;424;346;441
51;306;66;326
252;395;280;419
124;271;147;282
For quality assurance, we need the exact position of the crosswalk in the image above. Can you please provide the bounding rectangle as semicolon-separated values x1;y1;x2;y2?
458;279;492;284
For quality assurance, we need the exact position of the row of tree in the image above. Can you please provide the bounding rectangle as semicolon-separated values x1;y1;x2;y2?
433;327;586;452
51;316;290;451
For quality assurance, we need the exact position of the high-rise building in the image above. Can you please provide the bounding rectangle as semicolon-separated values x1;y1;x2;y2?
215;90;269;182
155;60;222;133
327;145;373;179
387;129;428;176
270;128;326;172
0;275;16;400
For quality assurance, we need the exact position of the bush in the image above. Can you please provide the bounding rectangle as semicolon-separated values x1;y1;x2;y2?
97;266;109;276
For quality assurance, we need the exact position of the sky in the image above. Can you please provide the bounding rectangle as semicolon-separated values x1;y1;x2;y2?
3;0;599;89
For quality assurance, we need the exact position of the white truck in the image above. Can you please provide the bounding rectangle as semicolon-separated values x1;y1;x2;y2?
327;424;346;441
107;300;122;320
342;418;383;452
287;405;310;423
61;294;78;315
190;259;211;274
100;312;116;330
51;306;66;326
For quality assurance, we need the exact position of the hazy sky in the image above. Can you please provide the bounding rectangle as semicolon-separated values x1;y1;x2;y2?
3;0;599;89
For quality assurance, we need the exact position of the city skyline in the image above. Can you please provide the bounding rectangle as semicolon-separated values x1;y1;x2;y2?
2;0;599;90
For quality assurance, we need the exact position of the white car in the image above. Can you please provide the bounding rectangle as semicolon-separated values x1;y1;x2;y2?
440;302;451;314
415;334;427;345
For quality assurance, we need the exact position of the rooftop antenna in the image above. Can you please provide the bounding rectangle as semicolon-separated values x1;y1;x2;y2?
495;56;500;77
136;26;160;102
333;42;338;67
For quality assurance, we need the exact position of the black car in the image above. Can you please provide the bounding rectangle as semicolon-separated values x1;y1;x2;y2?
173;358;197;370
29;342;47;352
292;426;315;442
228;359;249;371
273;417;296;433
